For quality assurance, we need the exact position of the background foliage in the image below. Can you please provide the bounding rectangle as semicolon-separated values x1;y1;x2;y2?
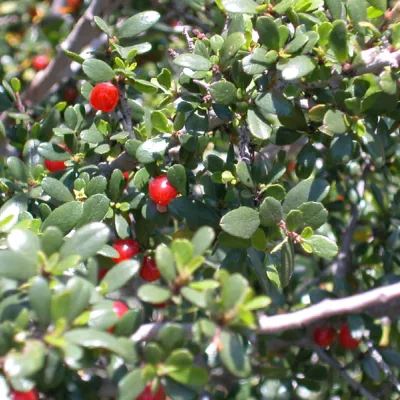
1;0;400;398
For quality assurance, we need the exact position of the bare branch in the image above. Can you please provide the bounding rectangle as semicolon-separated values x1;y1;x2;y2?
183;27;195;53
130;322;192;342
258;281;400;334
311;342;379;400
238;124;251;165
116;81;134;137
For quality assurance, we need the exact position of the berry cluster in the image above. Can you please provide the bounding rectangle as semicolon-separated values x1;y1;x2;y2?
313;324;361;350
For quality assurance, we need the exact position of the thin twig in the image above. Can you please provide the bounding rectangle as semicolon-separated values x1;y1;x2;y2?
311;342;379;400
239;124;251;165
116;81;133;137
183;27;195;53
365;339;400;392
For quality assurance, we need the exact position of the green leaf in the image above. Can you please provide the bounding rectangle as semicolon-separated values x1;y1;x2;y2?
167;164;187;195
362;356;382;381
157;324;186;352
5;340;45;379
304;235;338;259
259;197;283;227
151;111;171;133
282;179;330;214
0;250;36;280
115;213;130;239
266;240;295;288
347;0;367;31
168;367;209;386
220;32;246;63
222;0;258;13
64;329;136;362
41;177;74;203
174;54;211;71
220;207;260;239
117;11;160;39
221;273;248;311
101;259;140;293
77;194;110;227
82;59;115;83
41;201;83;235
219;330;251;377
325;0;346;20
66;277;92;322
329;20;348;64
60;222;109;260
81;124;104;144
7;157;28;183
155;244;177;282
298;202;328;230
209;81;236;105
191;226;215;257
118;369;147;400
256;17;280;51
87;176;107;196
138;284;171;303
281;56;316;81
136;135;170;164
324;109;348;134
169;198;219;229
28;276;51;328
7;229;40;257
242;296;270;311
286;210;304;231
38;143;70;161
93;16;112;36
236;161;254;187
255;91;293;118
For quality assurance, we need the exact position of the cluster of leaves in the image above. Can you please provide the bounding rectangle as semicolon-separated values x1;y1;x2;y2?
0;0;400;398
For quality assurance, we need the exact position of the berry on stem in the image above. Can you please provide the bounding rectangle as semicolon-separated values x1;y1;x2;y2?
140;256;161;282
313;326;335;347
338;324;361;350
137;383;165;400
149;175;178;206
90;82;119;112
32;55;50;71
11;388;39;400
44;143;70;173
111;239;140;263
108;301;130;333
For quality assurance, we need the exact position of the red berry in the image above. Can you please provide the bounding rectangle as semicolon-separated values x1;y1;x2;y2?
137;383;165;400
338;324;361;350
64;87;78;103
32;55;50;71
140;256;161;282
90;82;119;113
111;239;140;263
11;388;39;400
44;143;70;173
313;326;335;347
112;301;129;318
153;302;167;309
98;268;109;281
67;0;81;9
149;175;178;206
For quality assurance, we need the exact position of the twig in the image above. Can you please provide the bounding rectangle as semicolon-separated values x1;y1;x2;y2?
183;27;195;53
130;322;192;342
258;281;400;334
116;81;133;137
365;339;400;392
238;124;251;165
311;342;379;400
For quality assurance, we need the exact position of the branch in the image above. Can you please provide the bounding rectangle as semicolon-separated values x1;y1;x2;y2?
130;322;192;342
116;81;134;137
365;339;400;392
311;342;379;400
258;281;400;334
183;27;195;53
21;0;122;105
238;124;251;164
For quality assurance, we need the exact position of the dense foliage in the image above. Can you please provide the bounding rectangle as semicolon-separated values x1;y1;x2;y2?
0;0;400;398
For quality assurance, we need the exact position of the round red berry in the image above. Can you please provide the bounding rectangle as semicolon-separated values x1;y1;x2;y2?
64;87;78;103
137;383;165;400
44;143;70;173
32;55;50;71
149;175;178;206
111;239;140;263
338;324;361;350
313;326;335;347
140;256;161;282
112;301;129;318
90;82;119;113
153;302;167;309
67;0;81;9
11;388;39;400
